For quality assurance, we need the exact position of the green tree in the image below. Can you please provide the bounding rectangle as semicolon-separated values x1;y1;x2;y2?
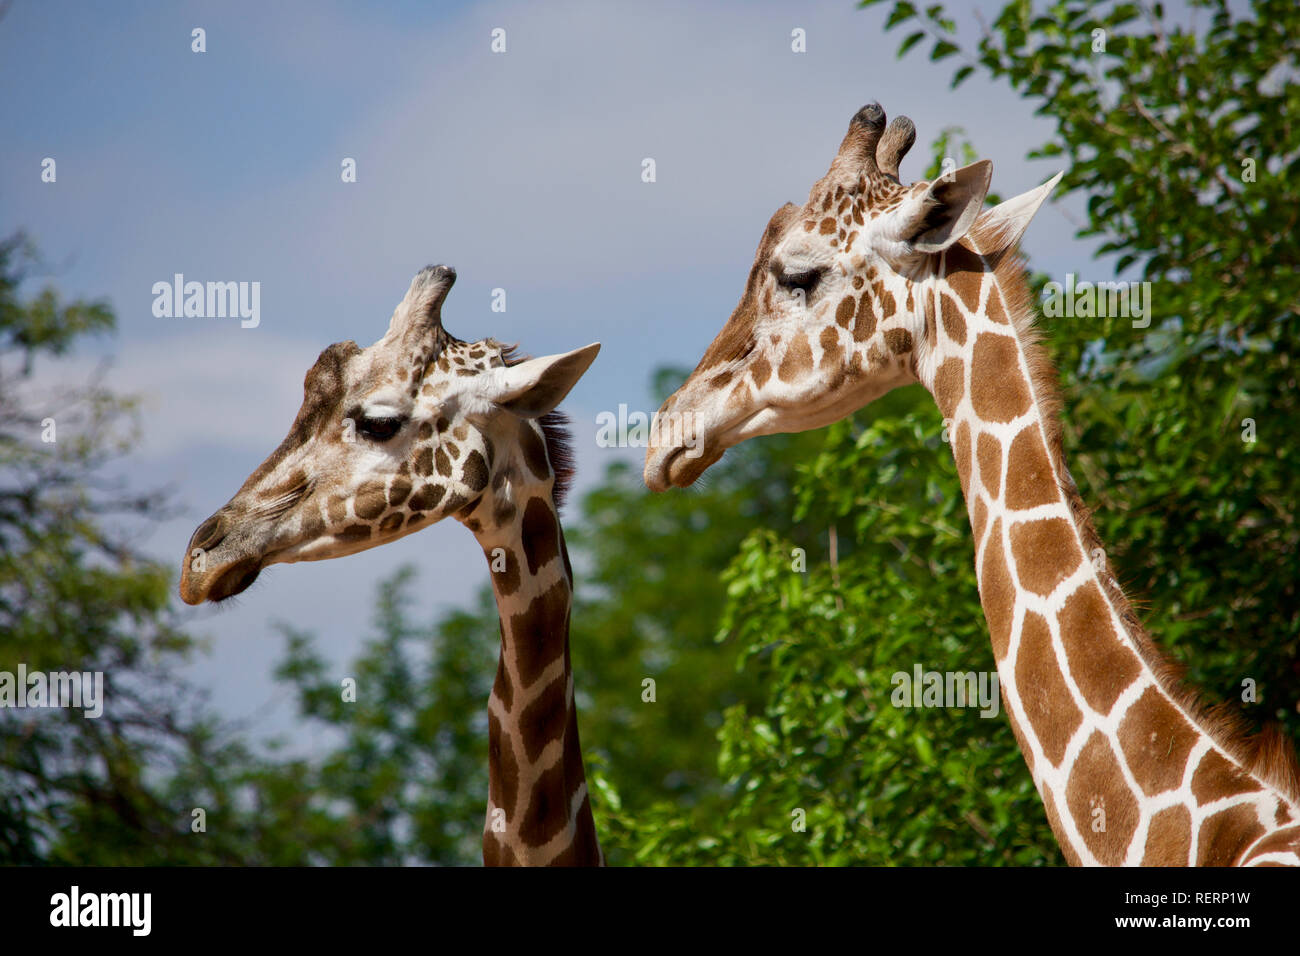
0;233;264;864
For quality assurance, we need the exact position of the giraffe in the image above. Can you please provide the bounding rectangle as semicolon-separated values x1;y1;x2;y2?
644;103;1300;866
179;265;604;866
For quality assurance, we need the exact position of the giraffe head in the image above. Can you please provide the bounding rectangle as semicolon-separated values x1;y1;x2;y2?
180;265;599;604
644;102;1054;491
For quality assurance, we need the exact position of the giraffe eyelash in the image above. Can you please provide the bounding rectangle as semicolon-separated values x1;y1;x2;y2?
773;264;825;296
358;416;406;441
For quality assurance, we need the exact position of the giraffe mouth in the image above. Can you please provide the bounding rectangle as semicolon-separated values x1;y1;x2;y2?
648;443;724;491
204;557;263;603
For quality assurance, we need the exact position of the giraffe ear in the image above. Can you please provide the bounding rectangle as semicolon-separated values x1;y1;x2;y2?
487;343;601;418
902;160;993;253
974;170;1064;253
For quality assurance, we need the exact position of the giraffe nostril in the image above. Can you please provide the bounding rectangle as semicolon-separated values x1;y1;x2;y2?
192;514;226;553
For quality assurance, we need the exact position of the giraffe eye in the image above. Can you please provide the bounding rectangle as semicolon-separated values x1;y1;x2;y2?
358;416;405;441
774;265;824;297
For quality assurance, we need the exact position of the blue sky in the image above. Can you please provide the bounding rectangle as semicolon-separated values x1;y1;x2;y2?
2;0;1098;750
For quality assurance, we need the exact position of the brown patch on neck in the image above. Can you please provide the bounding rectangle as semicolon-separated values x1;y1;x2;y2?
1142;806;1192;865
520;497;561;575
932;357;965;419
1016;611;1083;767
1066;730;1140;864
975;433;1001;498
969;334;1031;422
507;581;570;686
979;518;1014;661
488;706;520;820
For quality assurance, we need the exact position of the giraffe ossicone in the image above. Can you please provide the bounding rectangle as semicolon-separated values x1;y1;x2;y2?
181;265;604;866
646;102;1300;867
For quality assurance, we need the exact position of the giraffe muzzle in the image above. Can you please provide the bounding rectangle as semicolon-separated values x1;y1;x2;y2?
180;510;268;604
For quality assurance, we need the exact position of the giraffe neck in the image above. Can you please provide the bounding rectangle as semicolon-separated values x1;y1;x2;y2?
468;478;602;867
912;236;1300;866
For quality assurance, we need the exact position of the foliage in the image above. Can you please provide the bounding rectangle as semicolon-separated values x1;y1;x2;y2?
0;233;260;864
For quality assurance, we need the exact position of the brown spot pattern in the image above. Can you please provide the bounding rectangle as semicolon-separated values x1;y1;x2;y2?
1142;806;1192;865
354;483;387;521
521;497;560;576
944;244;985;312
414;446;433;476
1004;428;1058;510
388;477;412;507
1015;611;1082;766
462;449;489;492
1059;583;1142;714
487;707;518;818
976;432;1001;498
1191;750;1261;805
940;294;967;345
519;676;568;764
971;494;988;543
339;523;371;542
970;334;1031;423
408;483;445;512
853;296;876;342
1118;687;1198;796
519;423;550;481
1009;518;1081;596
835;296;855;328
932;357;965;419
1067;731;1139;865
979;519;1015;661
883;328;912;355
818;326;840;368
1197;804;1265;866
953;421;971;498
489;545;520;596
777;333;812;383
518;761;570;848
509;582;570;686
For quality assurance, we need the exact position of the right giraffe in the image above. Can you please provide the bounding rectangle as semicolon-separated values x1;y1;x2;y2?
645;102;1300;866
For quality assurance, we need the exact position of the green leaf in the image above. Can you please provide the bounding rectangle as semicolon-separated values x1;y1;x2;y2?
885;2;918;30
931;39;959;60
899;30;926;57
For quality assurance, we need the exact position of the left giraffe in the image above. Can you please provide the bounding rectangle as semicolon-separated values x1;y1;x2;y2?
179;265;603;866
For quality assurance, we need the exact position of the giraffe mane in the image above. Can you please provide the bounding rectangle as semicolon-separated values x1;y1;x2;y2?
494;340;576;510
976;223;1300;805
